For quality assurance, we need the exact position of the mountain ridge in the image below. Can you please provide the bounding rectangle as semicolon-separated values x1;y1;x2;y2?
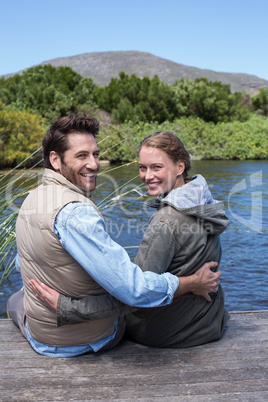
5;51;268;94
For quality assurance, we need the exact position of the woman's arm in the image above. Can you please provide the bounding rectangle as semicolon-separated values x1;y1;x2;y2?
58;293;138;325
29;279;137;326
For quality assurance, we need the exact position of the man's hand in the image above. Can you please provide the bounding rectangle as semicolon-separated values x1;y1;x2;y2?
173;261;221;302
191;261;221;301
29;279;59;311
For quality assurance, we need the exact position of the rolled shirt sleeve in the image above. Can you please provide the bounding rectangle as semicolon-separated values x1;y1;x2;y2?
54;203;179;308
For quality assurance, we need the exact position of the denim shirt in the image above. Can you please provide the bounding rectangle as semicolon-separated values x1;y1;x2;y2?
22;202;179;357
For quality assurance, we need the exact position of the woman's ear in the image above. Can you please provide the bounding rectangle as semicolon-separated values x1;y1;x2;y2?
177;161;185;176
49;151;62;172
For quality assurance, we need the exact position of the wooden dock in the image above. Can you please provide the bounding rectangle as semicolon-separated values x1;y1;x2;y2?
1;311;268;401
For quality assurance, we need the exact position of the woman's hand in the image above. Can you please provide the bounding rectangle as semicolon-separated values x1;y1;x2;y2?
29;279;59;311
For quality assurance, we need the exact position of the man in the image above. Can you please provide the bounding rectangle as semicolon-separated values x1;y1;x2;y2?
7;114;221;356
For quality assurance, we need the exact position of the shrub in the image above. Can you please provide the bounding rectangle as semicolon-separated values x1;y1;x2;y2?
97;115;268;161
0;109;45;167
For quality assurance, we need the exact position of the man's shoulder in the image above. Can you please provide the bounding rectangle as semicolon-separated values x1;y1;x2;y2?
58;201;98;214
56;202;103;223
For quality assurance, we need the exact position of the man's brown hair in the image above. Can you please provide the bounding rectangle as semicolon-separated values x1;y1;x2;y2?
42;114;99;170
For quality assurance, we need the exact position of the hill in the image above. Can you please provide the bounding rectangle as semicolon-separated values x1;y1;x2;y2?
5;51;268;94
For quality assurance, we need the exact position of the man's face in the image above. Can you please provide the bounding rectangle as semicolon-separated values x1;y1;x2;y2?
52;132;100;195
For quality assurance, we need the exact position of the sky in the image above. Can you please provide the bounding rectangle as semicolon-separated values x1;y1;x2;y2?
1;0;268;80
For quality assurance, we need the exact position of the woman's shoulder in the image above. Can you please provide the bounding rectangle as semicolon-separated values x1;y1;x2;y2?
150;204;189;227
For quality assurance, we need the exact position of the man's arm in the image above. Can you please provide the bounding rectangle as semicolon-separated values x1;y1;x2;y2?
53;203;179;308
173;262;220;301
29;261;220;325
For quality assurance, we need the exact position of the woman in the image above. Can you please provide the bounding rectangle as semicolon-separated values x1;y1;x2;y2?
31;132;229;348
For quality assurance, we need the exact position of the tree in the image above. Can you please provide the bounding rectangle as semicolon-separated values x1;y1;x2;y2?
172;77;250;123
252;88;268;117
112;98;135;123
96;72;178;123
0;65;97;122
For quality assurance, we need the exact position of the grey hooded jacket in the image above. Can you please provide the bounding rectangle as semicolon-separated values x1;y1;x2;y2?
58;175;230;348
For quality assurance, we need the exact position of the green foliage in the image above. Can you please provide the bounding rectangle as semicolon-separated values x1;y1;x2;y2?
96;74;251;124
217;115;268;160
0;64;267;164
0;65;97;123
113;98;135;123
96;72;178;124
0;109;45;167
172;78;251;123
252;88;268;117
0;64;262;128
97;120;160;161
97;115;268;161
171;115;268;160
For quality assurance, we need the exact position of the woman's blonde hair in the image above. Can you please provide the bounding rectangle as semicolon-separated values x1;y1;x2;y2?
137;131;192;183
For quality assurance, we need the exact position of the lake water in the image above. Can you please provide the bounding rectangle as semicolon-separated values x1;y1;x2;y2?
0;159;267;317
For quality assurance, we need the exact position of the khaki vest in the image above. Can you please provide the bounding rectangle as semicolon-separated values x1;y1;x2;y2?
16;169;116;346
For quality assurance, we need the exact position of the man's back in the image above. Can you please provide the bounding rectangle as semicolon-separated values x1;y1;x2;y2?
17;169;116;346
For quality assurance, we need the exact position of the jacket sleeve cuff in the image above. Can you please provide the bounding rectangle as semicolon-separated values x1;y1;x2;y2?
56;294;68;326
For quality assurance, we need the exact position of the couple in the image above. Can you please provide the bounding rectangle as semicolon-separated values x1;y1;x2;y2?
7;114;229;356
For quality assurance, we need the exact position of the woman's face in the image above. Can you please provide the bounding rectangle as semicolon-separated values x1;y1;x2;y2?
138;146;185;197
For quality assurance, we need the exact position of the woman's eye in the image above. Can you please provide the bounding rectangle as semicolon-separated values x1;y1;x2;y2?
139;166;146;171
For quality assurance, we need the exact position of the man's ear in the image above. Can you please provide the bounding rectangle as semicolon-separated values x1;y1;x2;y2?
49;151;62;172
177;161;185;176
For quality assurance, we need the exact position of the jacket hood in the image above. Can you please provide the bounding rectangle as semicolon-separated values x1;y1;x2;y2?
164;174;217;208
150;174;229;235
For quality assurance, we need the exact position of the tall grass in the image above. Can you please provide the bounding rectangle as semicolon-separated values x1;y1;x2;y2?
0;150;43;284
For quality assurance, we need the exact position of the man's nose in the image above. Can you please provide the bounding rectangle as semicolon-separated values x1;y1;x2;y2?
85;156;99;171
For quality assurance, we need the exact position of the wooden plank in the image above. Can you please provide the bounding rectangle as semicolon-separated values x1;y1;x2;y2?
1;380;268;401
1;312;268;401
1;346;267;366
1;364;268;385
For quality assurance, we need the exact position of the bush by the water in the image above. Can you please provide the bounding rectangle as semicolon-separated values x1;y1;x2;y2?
0;107;45;167
98;115;268;161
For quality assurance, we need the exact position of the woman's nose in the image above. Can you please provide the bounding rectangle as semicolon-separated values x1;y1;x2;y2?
145;169;154;180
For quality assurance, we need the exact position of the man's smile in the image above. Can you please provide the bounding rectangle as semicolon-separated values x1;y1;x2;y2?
80;173;96;178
